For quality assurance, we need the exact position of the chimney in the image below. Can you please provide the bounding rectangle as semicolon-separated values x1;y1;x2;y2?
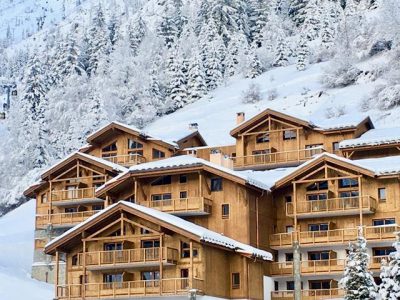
236;112;245;125
189;122;199;131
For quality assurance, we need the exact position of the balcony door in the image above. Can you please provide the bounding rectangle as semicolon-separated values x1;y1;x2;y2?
181;269;189;289
103;273;123;289
141;271;160;287
141;240;160;260
66;185;78;200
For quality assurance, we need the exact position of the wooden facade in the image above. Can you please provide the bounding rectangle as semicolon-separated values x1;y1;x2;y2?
229;109;372;170
45;202;269;300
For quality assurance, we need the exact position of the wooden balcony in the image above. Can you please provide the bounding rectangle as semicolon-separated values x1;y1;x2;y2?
270;256;386;277
56;278;204;299
78;248;179;271
139;197;212;216
102;154;146;167
232;147;324;170
286;196;377;218
270;225;400;249
271;289;344;300
51;188;104;206
36;211;99;228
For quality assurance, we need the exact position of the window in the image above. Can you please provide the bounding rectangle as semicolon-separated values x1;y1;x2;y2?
308;251;330;261
104;274;123;283
65;207;77;213
306;181;328;191
141;271;160;287
339;178;359;188
373;247;395;256
307;193;328;201
102;142;117;155
232;273;240;289
181;242;191;258
339;191;359;198
308;223;329;231
180;191;188;199
141;240;160;248
222;204;230;219
373;218;395;226
151;193;172;201
306;144;323;156
179;175;187;184
151;176;172;186
378;188;386;202
256;133;270;143
128;139;143;150
309;280;330;290
211;177;223;191
286;281;295;291
40;193;48;204
104;243;122;251
286;226;294;233
92;204;104;211
152;149;165;159
283;130;297;140
285;253;294;262
274;281;279;291
285;195;292;203
333;142;340;151
72;254;79;266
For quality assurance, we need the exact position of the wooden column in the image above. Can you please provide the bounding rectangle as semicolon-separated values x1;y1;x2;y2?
190;241;194;288
159;234;163;295
105;195;109;208
49;179;53;216
134;180;138;203
55;251;59;297
297;128;300;161
199;172;203;197
82;238;87;300
358;175;363;228
293;182;298;237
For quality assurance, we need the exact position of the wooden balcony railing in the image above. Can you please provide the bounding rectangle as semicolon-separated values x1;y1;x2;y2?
77;248;179;268
36;211;99;228
270;225;400;248
51;187;98;202
271;289;344;300
232;147;324;168
139;197;212;216
56;278;204;299
102;154;146;167
270;256;387;277
286;196;376;218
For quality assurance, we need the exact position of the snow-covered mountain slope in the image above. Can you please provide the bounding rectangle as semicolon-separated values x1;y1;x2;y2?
0;200;52;300
147;55;394;146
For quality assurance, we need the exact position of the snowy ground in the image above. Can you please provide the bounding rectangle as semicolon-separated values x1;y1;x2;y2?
0;200;53;300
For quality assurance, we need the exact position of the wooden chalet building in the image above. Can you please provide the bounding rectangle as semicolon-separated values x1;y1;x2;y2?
45;201;271;300
229;109;373;170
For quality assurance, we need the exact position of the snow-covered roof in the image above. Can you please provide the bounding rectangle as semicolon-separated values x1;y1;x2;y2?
41;151;127;178
339;127;400;149
46;201;272;261
97;155;273;193
311;113;370;131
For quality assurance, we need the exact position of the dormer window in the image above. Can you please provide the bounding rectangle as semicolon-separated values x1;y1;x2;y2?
256;133;270;143
283;130;297;140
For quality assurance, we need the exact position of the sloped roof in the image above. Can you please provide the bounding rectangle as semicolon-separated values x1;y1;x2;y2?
96;155;273;197
230;108;372;137
340;127;400;149
45;201;272;261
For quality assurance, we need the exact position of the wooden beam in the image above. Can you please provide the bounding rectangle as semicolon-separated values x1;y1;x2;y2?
358;176;363;227
55;251;59;297
86;218;121;240
294;175;359;184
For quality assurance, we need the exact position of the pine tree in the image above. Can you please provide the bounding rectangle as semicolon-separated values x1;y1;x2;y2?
273;36;289;67
187;50;207;101
378;233;400;299
158;0;186;48
321;3;336;49
296;35;309;71
167;47;188;109
379;258;393;299
248;0;268;47
108;11;121;48
340;229;378;300
246;46;263;78
302;0;322;41
127;16;146;56
289;0;308;26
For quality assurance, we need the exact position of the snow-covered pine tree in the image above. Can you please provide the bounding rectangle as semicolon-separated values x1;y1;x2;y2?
158;0;186;48
127;16;146;56
273;36;289;67
302;0;322;41
246;46;263;78
108;11;121;48
340;228;378;300
320;2;337;49
378;258;394;299
296;35;309;71
167;47;188;109
225;35;240;77
289;0;308;26
187;49;207;101
147;58;166;115
248;0;269;48
86;5;110;76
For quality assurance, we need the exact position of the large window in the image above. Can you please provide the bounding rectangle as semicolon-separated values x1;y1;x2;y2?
152;149;165;159
308;223;329;231
128;139;143;155
256;133;270;143
141;271;160;287
308;251;330;261
307;193;328;201
102;142;117;157
151;193;172;201
306;181;328;191
151;176;172;186
40;193;48;204
283;130;297;140
211;177;223;191
373;247;395;256
339;178;359;188
104;243;122;251
65;207;78;213
103;274;123;288
309;280;331;290
141;240;160;248
373;218;395;226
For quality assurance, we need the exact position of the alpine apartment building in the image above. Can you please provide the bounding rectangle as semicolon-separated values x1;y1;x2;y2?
24;108;400;299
